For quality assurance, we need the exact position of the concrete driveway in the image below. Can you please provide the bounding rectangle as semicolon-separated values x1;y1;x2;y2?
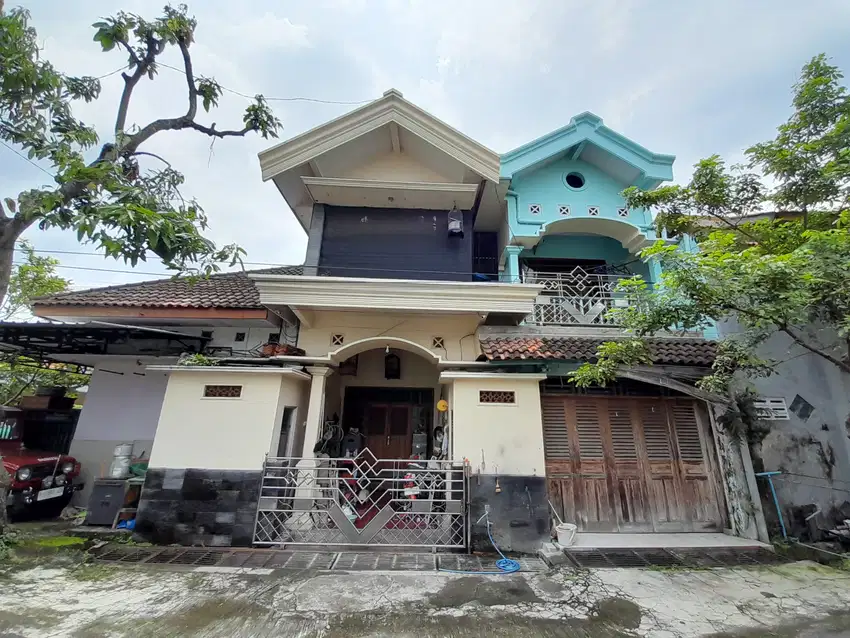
1;556;850;637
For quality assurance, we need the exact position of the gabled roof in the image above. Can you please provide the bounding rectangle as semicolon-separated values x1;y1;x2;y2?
259;89;500;184
500;112;675;189
32;266;302;310
479;336;716;366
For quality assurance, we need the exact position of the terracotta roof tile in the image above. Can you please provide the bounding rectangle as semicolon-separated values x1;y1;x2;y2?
479;336;716;366
32;266;302;310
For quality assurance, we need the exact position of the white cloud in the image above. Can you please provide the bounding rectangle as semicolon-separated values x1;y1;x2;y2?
229;14;311;50
4;0;850;291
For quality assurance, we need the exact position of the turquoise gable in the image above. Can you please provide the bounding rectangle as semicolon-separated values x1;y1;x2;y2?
509;157;652;231
501;112;674;186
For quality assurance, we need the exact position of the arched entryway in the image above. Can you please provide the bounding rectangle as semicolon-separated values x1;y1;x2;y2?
254;344;466;549
320;345;442;461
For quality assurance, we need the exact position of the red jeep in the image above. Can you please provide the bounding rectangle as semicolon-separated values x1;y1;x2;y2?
1;407;82;520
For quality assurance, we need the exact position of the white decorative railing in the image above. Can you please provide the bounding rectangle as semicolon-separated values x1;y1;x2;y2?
524;267;638;326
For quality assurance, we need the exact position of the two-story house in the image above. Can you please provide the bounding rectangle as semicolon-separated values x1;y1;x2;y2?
18;90;766;553
479;115;747;545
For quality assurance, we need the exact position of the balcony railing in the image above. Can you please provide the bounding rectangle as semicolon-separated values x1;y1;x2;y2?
524;267;638;326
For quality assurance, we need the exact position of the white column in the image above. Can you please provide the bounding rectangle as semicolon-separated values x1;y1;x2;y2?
301;366;332;458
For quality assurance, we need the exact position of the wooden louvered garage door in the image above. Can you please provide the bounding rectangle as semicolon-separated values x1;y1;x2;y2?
542;395;724;532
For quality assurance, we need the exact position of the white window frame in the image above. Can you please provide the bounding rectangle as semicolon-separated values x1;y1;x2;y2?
587;206;600;216
528;204;542;215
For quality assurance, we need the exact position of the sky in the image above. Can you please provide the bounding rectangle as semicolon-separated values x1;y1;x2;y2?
4;0;850;292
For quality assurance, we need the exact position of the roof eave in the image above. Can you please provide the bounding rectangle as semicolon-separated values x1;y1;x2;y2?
500;111;674;184
258;89;500;184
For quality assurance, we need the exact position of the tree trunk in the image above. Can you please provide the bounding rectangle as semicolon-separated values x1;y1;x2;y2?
0;461;8;532
0;219;24;309
0;222;25;531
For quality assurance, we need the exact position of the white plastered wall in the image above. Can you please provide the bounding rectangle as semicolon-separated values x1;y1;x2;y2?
450;377;546;476
149;369;308;471
70;360;170;504
297;311;481;361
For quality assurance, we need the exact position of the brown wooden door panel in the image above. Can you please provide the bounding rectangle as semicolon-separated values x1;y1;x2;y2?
606;400;651;529
668;400;721;529
617;478;652;527
578;478;617;530
547;476;576;527
541;393;722;533
363;403;389;458
636;401;684;529
568;399;617;531
386;404;411;459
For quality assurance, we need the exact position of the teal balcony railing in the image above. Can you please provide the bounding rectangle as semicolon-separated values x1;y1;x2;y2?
523;267;638;326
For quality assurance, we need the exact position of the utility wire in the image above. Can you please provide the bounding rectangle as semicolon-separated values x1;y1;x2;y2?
0;140;54;177
157;62;373;105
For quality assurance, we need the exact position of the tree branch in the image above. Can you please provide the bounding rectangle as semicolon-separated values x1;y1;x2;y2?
132;151;171;167
187;122;252;138
114;36;141;68
114;34;162;136
780;324;850;374
177;38;197;121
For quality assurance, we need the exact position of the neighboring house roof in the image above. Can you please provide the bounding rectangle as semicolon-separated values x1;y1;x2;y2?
479;336;716;366
500;111;675;189
32;266;303;310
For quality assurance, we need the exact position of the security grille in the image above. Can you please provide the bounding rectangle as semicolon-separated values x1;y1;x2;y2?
479;390;516;404
754;398;790;420
524;266;639;326
253;449;468;549
203;385;242;398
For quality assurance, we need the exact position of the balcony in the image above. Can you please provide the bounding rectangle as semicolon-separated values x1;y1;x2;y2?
523;266;639;326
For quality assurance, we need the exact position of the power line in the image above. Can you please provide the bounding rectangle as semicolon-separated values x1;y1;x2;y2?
95;67;126;80
157;62;373;105
0;140;54;177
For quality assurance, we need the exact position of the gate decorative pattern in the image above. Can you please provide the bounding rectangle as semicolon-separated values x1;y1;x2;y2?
253;449;468;549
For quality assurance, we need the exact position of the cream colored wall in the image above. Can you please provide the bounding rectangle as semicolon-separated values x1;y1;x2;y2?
149;371;306;470
451;377;545;476
298;311;481;361
342;152;452;183
267;376;308;458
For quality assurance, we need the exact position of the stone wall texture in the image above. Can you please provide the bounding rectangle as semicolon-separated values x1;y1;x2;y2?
134;468;261;547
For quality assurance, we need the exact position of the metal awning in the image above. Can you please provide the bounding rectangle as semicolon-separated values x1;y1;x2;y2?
0;322;209;360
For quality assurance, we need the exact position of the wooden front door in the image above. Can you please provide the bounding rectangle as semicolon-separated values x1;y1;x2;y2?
543;394;724;532
363;403;412;459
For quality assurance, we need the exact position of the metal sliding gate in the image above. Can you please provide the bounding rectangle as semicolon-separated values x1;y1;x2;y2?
253;449;468;549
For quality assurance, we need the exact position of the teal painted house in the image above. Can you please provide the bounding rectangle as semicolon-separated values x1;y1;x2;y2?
476;113;737;546
493;112;710;335
499;112;675;285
